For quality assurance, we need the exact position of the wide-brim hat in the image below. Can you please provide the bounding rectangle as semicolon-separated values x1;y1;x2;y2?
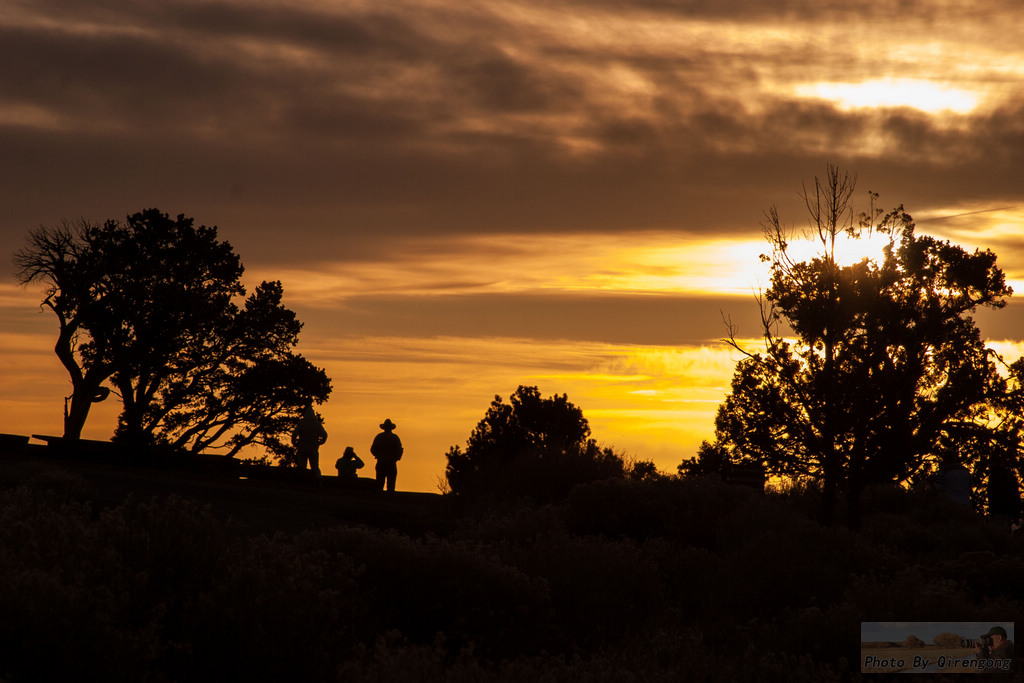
380;418;397;430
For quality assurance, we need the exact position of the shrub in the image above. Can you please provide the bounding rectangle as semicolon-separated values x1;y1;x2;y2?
904;634;925;648
444;386;627;502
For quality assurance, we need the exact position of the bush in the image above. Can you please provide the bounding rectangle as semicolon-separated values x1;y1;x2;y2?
4;456;1023;681
904;634;925;648
444;386;628;502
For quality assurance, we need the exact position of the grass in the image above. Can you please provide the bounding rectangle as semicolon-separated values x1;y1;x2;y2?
0;454;1021;682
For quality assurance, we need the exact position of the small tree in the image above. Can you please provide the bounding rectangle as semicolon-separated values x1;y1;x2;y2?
933;633;961;649
903;635;925;649
678;441;729;479
444;385;626;500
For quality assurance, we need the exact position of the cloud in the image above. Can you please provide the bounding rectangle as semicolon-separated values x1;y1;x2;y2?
5;0;1024;263
251;231;775;302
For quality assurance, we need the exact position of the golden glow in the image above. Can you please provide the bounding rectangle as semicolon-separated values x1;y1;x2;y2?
311;336;743;488
254;232;772;305
781;228;898;269
794;79;980;114
916;206;1024;292
260;227;926;310
14;209;1024;493
987;340;1024;366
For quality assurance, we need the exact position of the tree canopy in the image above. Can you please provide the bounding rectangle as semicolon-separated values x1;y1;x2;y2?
703;167;1016;526
444;385;631;501
15;209;330;459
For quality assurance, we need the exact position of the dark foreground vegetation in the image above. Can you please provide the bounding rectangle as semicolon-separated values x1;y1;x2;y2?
1;456;1020;682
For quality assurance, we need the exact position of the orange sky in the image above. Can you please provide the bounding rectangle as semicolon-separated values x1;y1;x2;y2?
4;0;1024;491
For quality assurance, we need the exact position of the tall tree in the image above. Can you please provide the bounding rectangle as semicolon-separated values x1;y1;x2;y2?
710;167;1012;526
15;219;124;437
15;209;330;456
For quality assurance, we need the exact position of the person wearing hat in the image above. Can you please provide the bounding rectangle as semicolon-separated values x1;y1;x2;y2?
974;625;1014;661
370;418;403;492
291;404;328;475
335;446;364;479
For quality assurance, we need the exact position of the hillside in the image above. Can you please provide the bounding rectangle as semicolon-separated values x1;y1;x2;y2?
1;438;1021;682
0;442;442;536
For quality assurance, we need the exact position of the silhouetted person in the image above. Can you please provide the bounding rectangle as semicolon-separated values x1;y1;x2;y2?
335;446;364;479
291;405;327;475
987;462;1020;531
370;418;403;492
935;455;972;507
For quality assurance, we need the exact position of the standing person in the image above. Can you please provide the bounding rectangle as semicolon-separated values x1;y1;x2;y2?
292;404;328;475
370;418;403;492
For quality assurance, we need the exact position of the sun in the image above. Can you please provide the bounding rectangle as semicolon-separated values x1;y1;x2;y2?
794;78;979;115
783;228;896;269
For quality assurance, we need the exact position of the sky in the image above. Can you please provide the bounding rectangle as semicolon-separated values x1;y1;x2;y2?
4;0;1024;492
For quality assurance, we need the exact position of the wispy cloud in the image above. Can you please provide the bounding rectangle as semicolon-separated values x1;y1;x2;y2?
251;232;772;305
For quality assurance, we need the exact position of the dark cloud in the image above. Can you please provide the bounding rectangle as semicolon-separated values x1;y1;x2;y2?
451;53;583;113
4;0;1024;268
307;292;765;346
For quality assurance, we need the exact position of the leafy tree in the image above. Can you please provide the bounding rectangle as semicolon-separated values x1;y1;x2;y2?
903;635;925;649
146;280;332;459
678;441;729;479
444;385;626;500
15;209;330;457
626;458;666;482
678;440;765;490
707;167;1012;527
15;220;120;437
933;633;962;649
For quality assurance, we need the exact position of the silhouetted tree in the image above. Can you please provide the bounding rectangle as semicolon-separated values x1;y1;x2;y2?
903;635;925;649
933;633;962;649
15;209;330;456
626;458;666;482
678;440;729;478
15;220;120;437
444;385;626;500
150;281;332;459
708;167;1012;527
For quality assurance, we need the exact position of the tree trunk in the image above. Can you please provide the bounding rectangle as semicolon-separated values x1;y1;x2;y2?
63;392;91;440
